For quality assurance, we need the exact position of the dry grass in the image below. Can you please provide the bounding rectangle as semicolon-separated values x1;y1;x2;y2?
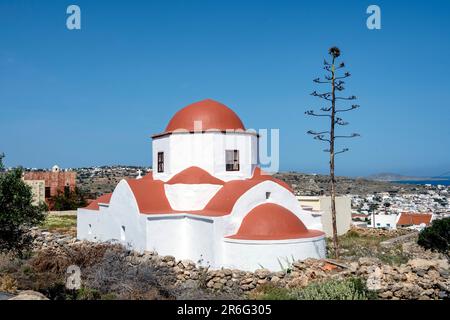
40;215;77;235
3;237;244;300
0;274;18;293
30;243;118;274
328;228;410;265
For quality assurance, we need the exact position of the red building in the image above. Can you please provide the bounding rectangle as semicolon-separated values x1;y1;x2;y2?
397;212;433;228
23;165;76;208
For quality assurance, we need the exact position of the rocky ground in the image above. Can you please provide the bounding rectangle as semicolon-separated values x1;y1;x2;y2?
1;227;448;300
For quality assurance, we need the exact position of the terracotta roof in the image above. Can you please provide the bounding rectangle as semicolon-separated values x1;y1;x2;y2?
81;167;294;217
126;173;173;214
164;99;245;133
188;167;293;216
84;193;112;211
397;212;432;226
166;166;224;185
227;203;325;240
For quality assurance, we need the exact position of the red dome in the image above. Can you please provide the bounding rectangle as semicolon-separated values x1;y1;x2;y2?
228;203;325;240
165;99;245;133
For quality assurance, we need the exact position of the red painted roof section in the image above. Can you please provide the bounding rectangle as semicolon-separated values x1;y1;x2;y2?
227;203;325;240
166;166;224;185
397;212;432;226
82;168;294;217
84;193;112;211
189;167;293;216
126;172;173;214
252;167;293;192
165;99;245;133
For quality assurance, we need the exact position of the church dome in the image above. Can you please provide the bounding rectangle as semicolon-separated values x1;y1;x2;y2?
165;99;245;133
228;203;324;240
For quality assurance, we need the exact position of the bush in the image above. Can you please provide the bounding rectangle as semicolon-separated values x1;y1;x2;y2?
30;243;117;274
51;187;87;211
252;277;376;300
0;154;47;255
290;277;377;300
83;247;176;300
418;217;450;253
252;284;294;300
76;287;102;300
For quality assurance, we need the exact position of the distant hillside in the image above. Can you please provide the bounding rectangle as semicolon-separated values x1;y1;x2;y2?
73;166;432;197
274;172;428;196
366;173;436;182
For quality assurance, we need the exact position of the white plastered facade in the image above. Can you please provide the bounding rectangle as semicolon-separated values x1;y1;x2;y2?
152;131;258;182
77;131;326;271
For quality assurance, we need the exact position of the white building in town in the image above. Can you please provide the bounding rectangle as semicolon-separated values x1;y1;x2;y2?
77;99;326;271
368;214;399;230
297;196;351;236
368;212;433;230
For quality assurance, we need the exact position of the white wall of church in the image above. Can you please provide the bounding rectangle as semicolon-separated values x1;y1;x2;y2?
183;216;215;266
221;236;326;271
77;180;148;251
152;132;257;182
164;184;222;211
77;209;101;241
212;132;258;181
145;214;214;264
152;136;171;180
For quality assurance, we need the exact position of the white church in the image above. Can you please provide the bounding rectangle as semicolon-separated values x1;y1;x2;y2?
77;99;326;271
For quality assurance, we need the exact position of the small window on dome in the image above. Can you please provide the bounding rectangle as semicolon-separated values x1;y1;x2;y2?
157;152;164;173
266;192;271;199
225;150;239;171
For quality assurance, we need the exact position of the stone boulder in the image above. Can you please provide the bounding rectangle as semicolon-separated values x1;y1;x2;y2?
9;290;49;300
408;259;449;272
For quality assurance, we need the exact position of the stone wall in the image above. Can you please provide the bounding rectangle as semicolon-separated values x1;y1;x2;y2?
29;228;449;300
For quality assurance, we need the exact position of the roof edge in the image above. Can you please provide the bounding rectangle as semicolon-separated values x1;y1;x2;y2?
152;130;259;139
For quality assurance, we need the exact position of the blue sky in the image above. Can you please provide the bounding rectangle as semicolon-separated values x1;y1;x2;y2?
0;0;449;177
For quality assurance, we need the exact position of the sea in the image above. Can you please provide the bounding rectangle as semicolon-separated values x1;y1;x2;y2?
392;178;450;186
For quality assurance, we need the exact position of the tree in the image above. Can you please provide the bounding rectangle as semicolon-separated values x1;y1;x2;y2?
0;153;47;255
383;202;391;214
51;187;87;211
0;152;4;171
417;217;450;255
305;47;360;258
369;203;379;229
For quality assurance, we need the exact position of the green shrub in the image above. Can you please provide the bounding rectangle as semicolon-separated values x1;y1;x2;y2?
52;187;87;211
255;285;294;300
254;277;376;300
418;217;450;253
291;277;377;300
76;287;102;300
0;154;47;255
